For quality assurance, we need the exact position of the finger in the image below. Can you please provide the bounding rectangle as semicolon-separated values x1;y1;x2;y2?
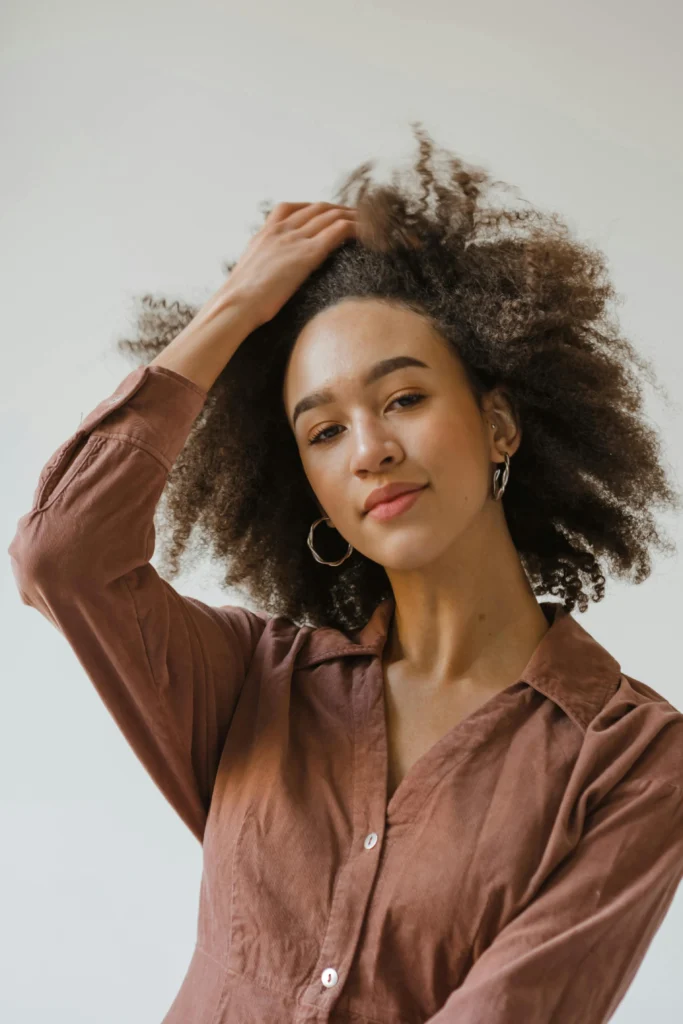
295;206;357;238
286;202;355;231
314;216;358;251
267;202;312;225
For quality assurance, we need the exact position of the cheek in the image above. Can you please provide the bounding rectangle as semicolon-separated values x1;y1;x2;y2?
419;412;489;498
300;455;342;512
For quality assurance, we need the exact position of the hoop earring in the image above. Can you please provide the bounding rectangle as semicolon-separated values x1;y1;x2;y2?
307;515;354;566
492;450;510;500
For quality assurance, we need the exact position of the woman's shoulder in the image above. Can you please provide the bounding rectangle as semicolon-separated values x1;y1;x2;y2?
615;670;683;726
591;670;683;792
618;671;682;713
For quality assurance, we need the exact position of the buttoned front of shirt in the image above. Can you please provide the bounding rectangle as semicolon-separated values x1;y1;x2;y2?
8;363;683;1024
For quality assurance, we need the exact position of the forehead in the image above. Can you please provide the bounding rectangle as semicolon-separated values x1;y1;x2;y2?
282;298;452;408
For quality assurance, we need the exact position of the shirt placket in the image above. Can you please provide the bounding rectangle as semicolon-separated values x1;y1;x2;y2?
296;655;388;1021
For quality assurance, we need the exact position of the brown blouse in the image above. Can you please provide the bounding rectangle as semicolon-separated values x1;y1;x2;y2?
8;363;683;1024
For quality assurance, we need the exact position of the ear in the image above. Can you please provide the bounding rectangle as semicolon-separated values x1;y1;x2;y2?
483;388;521;459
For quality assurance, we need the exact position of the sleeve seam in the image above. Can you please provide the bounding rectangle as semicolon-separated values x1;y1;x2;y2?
90;429;172;471
147;364;209;399
120;573;208;837
120;572;197;759
33;435;101;512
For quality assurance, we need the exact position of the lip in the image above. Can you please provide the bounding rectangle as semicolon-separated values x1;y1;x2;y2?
363;482;427;513
365;484;428;522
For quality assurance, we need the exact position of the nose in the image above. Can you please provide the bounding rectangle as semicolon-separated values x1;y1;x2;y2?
348;420;403;476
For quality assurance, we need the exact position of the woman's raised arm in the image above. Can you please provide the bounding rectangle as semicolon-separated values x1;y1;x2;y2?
8;360;271;842
8;201;357;841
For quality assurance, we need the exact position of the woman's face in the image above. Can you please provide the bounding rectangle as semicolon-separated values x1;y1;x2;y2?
282;297;516;571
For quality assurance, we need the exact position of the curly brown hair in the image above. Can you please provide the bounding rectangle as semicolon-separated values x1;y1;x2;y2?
114;123;681;633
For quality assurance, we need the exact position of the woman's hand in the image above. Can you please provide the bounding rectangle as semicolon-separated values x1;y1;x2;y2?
149;203;358;391
215;201;358;332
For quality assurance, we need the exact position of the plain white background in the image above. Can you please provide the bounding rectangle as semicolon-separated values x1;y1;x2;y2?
2;1;682;1020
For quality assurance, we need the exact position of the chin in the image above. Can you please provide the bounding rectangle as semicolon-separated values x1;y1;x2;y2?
368;532;448;572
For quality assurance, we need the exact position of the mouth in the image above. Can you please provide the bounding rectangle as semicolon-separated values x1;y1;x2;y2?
365;485;428;522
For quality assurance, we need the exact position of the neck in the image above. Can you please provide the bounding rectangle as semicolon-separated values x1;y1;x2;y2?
383;514;550;693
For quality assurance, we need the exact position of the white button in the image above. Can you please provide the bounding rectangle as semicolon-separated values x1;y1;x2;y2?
321;967;338;988
363;832;378;850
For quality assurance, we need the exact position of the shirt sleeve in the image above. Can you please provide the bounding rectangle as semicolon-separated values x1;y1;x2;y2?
425;777;683;1024
8;363;270;843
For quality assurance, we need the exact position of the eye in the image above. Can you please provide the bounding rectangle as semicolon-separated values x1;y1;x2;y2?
307;392;426;446
392;392;424;410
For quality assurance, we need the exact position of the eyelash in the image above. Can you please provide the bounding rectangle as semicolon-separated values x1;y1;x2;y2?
307;392;426;446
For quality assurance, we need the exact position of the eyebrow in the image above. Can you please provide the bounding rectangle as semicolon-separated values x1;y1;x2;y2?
291;355;430;428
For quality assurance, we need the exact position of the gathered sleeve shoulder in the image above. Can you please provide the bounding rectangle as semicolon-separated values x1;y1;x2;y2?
8;364;271;843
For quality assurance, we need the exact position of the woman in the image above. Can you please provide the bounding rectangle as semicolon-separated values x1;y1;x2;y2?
9;125;683;1023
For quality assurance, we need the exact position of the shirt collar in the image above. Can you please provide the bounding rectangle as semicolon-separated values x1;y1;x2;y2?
297;596;622;732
